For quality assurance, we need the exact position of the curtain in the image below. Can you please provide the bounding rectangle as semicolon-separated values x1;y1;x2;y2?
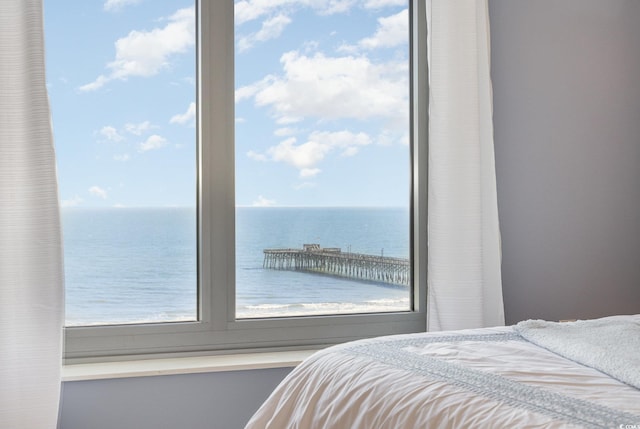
426;0;505;331
0;0;65;427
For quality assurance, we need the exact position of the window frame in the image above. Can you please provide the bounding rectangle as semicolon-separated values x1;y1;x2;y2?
63;0;428;363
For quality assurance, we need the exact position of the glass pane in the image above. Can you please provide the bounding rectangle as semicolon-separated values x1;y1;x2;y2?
45;1;197;326
235;1;411;318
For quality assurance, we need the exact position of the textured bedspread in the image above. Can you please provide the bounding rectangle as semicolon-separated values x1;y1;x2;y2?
516;317;640;389
246;315;640;429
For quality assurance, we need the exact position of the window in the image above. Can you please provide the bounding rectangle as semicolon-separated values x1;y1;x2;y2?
49;0;427;361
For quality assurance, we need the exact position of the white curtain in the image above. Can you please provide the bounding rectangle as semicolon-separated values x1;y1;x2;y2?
426;0;505;331
0;0;65;427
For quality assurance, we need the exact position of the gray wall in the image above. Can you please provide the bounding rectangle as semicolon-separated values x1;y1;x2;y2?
59;1;640;428
59;367;292;429
491;0;640;323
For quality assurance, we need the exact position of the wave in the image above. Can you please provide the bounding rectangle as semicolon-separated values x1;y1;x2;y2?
237;297;410;319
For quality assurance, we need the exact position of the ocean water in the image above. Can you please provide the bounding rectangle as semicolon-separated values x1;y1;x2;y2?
62;207;411;326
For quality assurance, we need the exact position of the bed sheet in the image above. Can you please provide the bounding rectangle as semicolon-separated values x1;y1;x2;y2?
246;315;640;428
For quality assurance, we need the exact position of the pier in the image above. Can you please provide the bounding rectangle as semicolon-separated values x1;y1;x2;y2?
263;244;410;287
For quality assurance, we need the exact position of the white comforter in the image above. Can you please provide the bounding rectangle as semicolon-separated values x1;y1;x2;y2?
246;315;640;428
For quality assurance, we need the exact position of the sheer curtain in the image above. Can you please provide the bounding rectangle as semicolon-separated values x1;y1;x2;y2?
0;0;65;427
426;0;505;331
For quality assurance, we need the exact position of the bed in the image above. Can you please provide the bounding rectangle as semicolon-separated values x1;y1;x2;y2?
245;315;640;428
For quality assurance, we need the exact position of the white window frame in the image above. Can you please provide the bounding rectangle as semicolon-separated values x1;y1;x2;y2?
64;0;428;363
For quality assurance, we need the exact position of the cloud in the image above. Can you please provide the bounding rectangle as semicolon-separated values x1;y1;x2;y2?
61;195;83;207
252;130;372;177
376;129;409;146
235;0;357;26
238;14;292;52
139;134;168;152
80;6;195;91
357;9;408;50
235;75;275;103
363;0;405;9
274;127;297;137
79;75;110;92
312;129;372;148
252;195;277;207
300;168;321;177
125;121;153;135
170;102;196;125
113;153;131;162
268;137;332;170
99;126;124;142
247;150;268;162
238;51;408;126
293;181;316;190
89;186;108;199
104;0;142;12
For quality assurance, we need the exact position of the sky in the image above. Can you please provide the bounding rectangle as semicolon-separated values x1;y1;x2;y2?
44;0;410;208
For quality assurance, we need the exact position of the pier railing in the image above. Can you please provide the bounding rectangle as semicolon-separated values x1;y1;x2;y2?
263;244;410;287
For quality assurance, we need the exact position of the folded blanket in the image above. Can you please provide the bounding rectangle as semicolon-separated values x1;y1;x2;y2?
516;317;640;390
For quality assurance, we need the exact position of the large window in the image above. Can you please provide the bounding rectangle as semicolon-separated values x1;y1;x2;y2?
47;0;427;361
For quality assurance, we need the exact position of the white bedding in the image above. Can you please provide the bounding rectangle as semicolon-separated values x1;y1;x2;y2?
245;315;640;428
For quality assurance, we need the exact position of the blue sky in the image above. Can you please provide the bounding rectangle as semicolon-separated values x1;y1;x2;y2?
45;0;409;208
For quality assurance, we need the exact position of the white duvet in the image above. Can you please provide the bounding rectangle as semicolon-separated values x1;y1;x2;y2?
246;315;640;429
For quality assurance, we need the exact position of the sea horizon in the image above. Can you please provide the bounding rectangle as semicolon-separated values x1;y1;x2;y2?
62;206;411;326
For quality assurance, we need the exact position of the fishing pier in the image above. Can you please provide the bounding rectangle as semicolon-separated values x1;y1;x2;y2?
263;244;410;287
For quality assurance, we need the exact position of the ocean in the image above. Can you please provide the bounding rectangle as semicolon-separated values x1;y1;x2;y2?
62;207;411;326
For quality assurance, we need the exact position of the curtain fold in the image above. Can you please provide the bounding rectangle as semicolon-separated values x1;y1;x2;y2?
426;0;505;331
0;0;65;427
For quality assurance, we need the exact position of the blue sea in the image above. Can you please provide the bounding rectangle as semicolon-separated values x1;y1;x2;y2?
62;207;410;326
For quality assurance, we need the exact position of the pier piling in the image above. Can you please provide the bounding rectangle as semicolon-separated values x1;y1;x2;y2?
263;244;410;287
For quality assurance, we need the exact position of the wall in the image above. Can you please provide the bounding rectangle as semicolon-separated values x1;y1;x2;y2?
60;1;640;428
59;367;292;429
490;0;640;323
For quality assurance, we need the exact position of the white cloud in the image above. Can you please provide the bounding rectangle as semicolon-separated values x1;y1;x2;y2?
235;0;358;26
252;195;277;207
99;125;124;142
238;14;292;52
61;195;83;207
357;9;408;50
125;121;153;135
235;75;275;103
104;0;142;12
300;168;321;177
79;75;110;92
274;127;297;137
340;146;360;157
113;153;131;162
293;181;316;190
268;137;332;170
80;6;195;91
247;150;268;162
89;186;108;199
363;0;405;9
240;51;408;126
310;129;372;149
376;129;409;146
252;130;371;177
139;134;168;152
170;102;196;125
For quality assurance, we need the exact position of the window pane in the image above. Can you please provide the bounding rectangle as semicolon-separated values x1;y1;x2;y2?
45;1;197;326
234;1;411;318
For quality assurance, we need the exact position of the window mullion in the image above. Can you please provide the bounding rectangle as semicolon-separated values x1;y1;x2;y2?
199;0;235;330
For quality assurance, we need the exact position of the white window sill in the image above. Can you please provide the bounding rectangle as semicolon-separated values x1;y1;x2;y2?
62;349;318;382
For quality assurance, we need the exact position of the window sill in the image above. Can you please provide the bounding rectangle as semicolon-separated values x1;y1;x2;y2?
62;349;318;382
